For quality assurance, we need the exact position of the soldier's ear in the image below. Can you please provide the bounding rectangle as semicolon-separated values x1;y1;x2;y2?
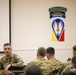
37;53;38;57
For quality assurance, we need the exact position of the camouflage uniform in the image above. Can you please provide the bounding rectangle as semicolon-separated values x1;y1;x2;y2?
61;60;71;72
0;70;15;75
48;58;63;75
63;61;71;67
24;58;51;75
61;65;76;75
0;53;25;69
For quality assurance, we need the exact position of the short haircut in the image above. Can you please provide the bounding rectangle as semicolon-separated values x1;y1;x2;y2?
25;65;42;75
62;71;76;75
37;47;45;56
46;47;55;55
73;45;76;51
3;43;11;47
72;55;76;64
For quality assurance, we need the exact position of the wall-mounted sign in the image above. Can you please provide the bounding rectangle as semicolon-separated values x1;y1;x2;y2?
49;6;67;42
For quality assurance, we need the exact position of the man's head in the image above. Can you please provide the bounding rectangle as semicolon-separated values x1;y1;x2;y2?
46;47;55;60
73;45;76;56
25;65;42;75
72;55;76;68
3;43;12;56
37;47;46;58
62;71;76;75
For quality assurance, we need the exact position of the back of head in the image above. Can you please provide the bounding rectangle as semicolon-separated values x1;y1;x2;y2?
37;47;46;57
46;47;55;55
25;65;42;75
73;45;76;56
72;55;76;65
62;71;76;75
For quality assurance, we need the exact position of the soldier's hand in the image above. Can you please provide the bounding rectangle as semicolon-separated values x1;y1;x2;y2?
4;64;11;70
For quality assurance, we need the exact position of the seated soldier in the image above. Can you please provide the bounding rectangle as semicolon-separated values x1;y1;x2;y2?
46;47;62;75
0;43;25;71
61;55;76;75
24;47;51;75
62;45;76;72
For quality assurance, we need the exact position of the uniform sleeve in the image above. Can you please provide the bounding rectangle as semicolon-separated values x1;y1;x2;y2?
48;60;63;75
12;54;25;67
61;65;72;75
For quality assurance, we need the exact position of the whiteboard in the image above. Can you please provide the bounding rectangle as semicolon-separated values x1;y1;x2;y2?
11;0;76;50
0;0;9;51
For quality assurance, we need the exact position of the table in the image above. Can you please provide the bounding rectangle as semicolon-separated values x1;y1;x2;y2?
9;66;26;75
10;70;24;75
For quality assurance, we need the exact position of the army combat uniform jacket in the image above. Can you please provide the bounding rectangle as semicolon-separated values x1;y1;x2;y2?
0;53;25;69
61;65;76;75
48;58;63;75
24;58;51;75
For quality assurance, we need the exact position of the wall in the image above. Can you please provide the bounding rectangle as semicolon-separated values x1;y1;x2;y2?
0;0;75;65
0;0;9;51
11;0;76;50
